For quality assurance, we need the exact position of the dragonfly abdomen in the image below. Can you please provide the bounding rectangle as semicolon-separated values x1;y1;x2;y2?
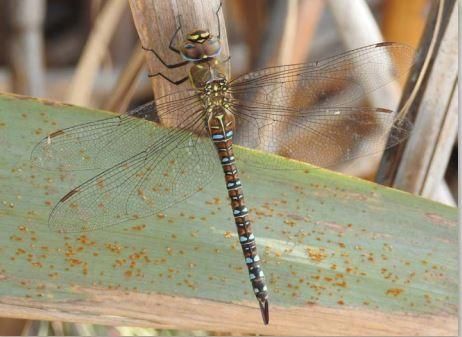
207;107;269;324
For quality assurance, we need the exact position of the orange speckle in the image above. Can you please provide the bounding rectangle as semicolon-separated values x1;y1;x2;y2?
386;288;404;297
131;224;146;231
335;281;347;288
105;242;122;254
67;258;82;267
306;247;327;262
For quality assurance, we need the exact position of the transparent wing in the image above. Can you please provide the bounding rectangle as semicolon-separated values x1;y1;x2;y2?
228;42;415;169
231;104;412;169
230;42;414;109
48;112;221;233
31;90;201;171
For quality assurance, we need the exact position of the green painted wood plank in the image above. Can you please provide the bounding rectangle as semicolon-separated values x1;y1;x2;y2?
0;93;457;332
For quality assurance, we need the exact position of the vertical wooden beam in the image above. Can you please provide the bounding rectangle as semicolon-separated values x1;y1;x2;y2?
128;0;228;100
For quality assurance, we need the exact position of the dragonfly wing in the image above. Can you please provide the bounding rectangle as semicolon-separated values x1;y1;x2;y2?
31;90;201;171
230;42;415;109
232;105;412;169
228;42;414;169
48;112;220;232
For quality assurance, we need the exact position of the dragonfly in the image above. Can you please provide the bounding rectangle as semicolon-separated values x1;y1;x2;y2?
32;3;414;325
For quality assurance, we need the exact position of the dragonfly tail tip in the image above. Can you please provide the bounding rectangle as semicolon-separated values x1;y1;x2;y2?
259;299;269;325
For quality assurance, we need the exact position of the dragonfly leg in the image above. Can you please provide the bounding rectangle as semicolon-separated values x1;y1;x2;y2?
168;23;182;54
215;1;223;39
142;46;188;69
147;72;188;86
141;20;188;68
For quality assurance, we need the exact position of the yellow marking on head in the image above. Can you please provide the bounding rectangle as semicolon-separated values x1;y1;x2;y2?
189;34;200;41
200;32;210;38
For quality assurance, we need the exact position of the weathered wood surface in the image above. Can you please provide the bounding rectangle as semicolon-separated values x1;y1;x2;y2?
0;93;457;335
129;0;228;100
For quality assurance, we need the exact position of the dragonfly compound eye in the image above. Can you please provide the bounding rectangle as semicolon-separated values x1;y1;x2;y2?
203;37;222;58
181;43;203;61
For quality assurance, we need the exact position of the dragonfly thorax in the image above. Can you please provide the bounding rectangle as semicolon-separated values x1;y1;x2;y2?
189;59;227;89
201;79;230;112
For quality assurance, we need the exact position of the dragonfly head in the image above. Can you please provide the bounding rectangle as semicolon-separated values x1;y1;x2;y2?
180;30;222;62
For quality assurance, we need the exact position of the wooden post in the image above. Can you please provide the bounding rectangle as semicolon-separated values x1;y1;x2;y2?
129;0;228;100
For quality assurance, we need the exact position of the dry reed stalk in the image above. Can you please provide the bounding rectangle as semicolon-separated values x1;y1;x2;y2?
103;44;147;113
66;0;127;106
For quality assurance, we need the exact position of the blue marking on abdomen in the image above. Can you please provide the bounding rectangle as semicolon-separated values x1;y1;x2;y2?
240;233;255;243
233;207;248;216
212;134;224;140
227;180;242;189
